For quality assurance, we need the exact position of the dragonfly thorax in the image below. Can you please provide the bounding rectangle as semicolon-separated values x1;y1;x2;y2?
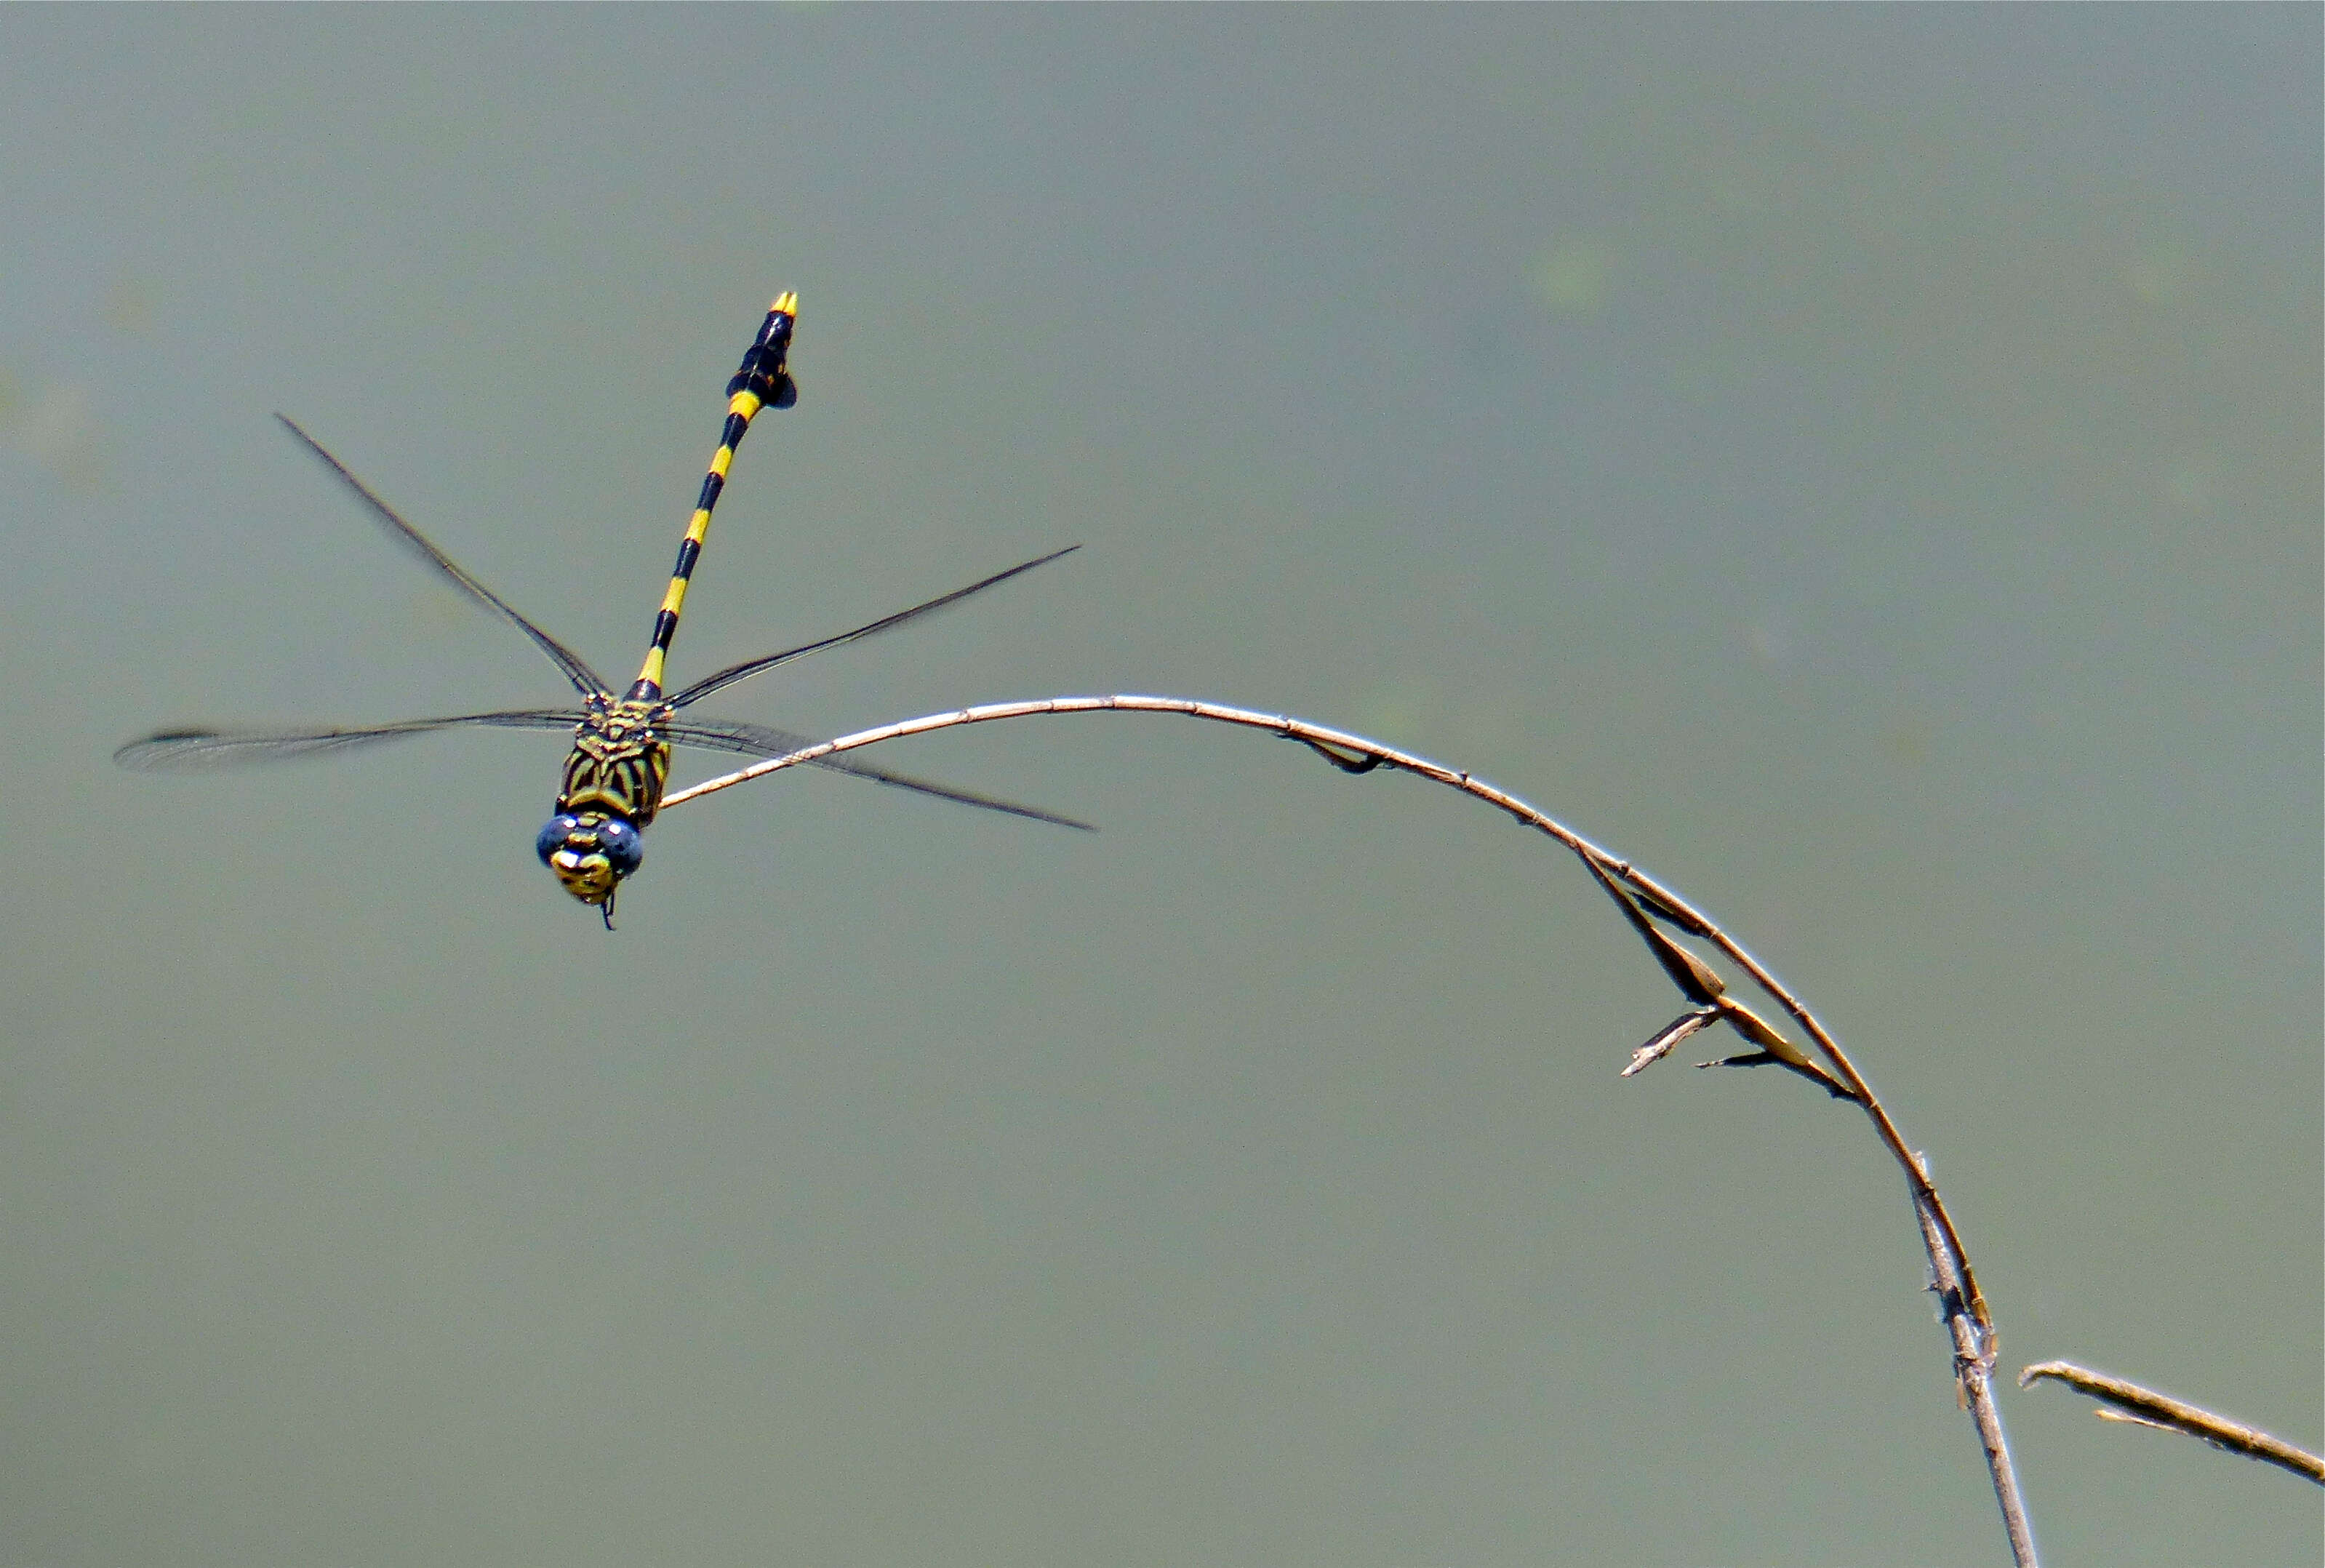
558;694;676;828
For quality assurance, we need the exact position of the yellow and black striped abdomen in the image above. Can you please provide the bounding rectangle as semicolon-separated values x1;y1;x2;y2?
630;292;798;700
556;697;674;828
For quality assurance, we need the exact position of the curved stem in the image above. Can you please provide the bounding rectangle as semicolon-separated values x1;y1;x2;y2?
664;695;2040;1565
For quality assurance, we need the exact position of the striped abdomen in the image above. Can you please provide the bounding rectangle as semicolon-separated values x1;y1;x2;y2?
630;292;798;700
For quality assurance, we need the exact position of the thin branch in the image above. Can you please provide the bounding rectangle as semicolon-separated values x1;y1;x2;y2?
664;694;2042;1565
2019;1360;2325;1485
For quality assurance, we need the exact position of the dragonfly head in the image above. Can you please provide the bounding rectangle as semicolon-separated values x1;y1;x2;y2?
536;812;644;905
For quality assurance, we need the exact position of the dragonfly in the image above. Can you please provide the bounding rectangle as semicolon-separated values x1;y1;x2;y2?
118;294;1087;927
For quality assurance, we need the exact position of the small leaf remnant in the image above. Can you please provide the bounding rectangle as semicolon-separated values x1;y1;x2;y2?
1625;1007;1719;1076
1584;852;1854;1100
1696;996;1855;1100
1292;735;1388;774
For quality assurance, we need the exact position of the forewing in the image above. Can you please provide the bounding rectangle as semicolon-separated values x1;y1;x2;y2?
276;416;609;697
664;545;1080;710
116;709;585;771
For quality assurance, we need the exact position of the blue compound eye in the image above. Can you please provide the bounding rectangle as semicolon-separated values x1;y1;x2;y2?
596;817;644;876
537;814;585;865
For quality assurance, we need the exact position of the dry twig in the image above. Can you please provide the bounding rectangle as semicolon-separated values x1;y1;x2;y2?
2019;1360;2324;1486
664;694;2042;1566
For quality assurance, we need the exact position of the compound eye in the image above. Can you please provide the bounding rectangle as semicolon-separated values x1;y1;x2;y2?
537;814;585;865
596;817;644;876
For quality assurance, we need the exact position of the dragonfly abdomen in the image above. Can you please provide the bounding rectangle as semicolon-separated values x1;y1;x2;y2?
631;292;798;700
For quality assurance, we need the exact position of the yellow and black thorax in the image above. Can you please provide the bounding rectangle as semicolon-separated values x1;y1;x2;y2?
556;693;675;828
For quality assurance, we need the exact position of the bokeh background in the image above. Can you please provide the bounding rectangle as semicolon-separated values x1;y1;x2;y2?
2;8;2316;1566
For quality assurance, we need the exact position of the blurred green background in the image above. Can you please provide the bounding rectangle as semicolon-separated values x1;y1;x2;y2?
2;8;2316;1565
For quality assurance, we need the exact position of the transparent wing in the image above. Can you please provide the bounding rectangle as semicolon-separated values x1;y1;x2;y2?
663;716;1093;831
276;415;610;697
664;545;1079;710
115;709;585;770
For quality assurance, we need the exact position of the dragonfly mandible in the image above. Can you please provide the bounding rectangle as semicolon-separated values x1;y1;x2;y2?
118;295;1087;927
